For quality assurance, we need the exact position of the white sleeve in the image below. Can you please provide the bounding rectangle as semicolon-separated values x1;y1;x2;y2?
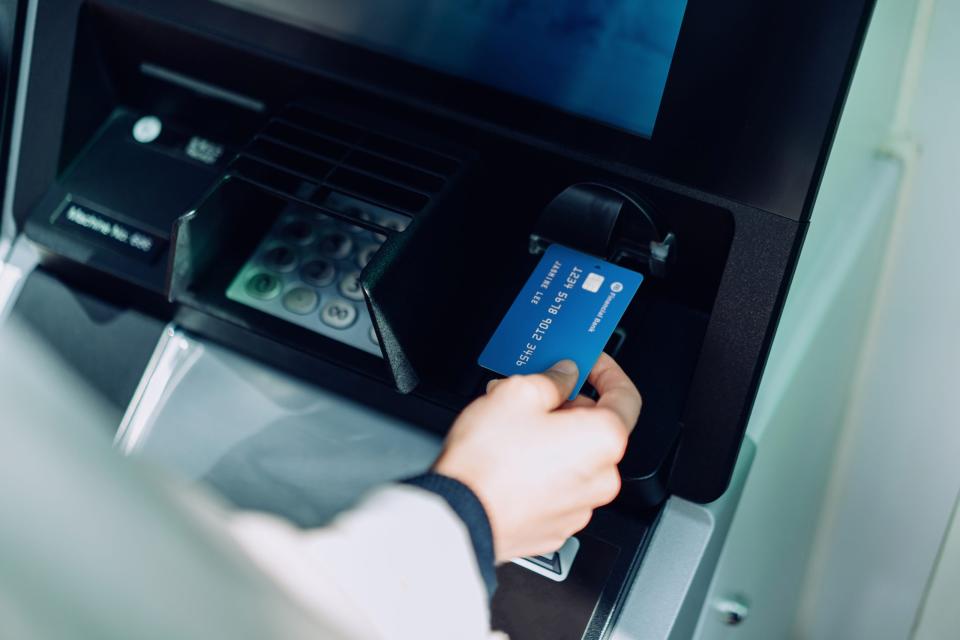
224;484;506;640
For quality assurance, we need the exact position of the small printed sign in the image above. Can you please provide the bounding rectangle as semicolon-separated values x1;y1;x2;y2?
185;136;225;165
511;537;581;582
53;201;166;263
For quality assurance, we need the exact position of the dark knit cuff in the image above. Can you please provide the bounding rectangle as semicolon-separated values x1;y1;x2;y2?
402;472;497;598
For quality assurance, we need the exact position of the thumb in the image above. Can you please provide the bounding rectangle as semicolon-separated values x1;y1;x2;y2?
538;360;580;407
486;360;580;411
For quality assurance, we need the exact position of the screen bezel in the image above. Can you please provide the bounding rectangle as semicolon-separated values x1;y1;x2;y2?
210;0;875;222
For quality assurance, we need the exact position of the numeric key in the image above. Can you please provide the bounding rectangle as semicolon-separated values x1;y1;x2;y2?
320;299;358;329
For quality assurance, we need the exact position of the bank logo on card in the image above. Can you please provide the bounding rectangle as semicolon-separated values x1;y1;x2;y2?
478;244;643;399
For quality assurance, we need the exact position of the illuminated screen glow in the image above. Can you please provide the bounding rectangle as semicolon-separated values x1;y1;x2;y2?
220;0;689;137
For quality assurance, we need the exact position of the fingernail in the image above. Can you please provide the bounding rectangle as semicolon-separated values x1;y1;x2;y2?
549;360;578;375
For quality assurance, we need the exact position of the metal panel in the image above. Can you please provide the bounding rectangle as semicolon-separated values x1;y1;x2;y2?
0;0;30;247
117;326;442;527
611;439;755;640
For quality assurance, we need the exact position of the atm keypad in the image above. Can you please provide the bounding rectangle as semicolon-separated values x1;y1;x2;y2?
245;272;281;300
226;206;393;357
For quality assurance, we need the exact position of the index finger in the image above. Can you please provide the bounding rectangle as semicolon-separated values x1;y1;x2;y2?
588;353;642;432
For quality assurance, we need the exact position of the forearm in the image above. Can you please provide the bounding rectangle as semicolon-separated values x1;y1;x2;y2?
225;484;499;640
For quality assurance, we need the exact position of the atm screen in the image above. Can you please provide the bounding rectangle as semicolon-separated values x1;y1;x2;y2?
217;0;689;138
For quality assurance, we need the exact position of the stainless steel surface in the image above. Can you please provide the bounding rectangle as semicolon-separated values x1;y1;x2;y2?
115;326;204;455
611;439;755;640
0;0;39;305
117;327;440;528
696;160;903;640
0;236;37;322
1;0;37;245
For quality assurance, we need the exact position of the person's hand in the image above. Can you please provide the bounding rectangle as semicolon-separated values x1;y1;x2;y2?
433;353;641;562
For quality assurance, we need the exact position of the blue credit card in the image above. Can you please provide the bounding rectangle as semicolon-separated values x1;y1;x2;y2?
479;244;644;400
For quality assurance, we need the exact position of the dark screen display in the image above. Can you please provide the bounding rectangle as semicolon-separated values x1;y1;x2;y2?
218;0;688;138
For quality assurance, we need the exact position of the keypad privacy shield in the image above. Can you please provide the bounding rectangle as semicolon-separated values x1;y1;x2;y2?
227;202;408;357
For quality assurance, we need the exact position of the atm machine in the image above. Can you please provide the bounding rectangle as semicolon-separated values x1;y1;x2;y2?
0;1;877;638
